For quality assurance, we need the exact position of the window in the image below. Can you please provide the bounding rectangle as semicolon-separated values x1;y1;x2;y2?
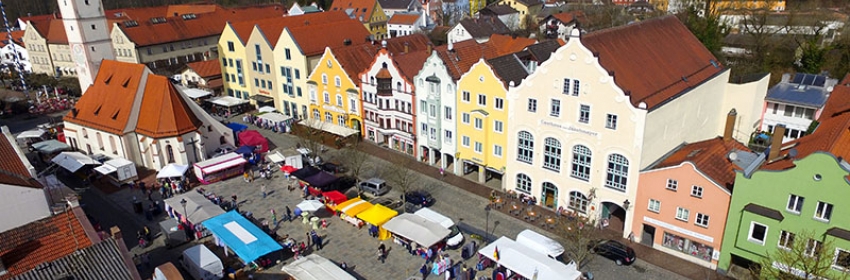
550;99;560;117
579;104;590;123
528;98;537;112
571;145;592;181
787;194;804;213
606;114;617;130
285;48;292;60
227;41;234;52
815;201;833;221
323;92;330;104
834;249;850;271
336;95;343;107
494;145;502;157
543;138;562;172
444;106;452;120
312;109;320;120
474;118;483;129
667;179;678;191
476;94;487;106
691;186;703;198
676;207;689;221
474;142;483;153
444;130;453;143
569;191;589;213
462;113;470;124
605;154;629;192
805;239;822;257
648;199;661;213
517;131;534;164
562;78;571;94
335;76;341;87
516;174;532;194
462;136;470;147
322;74;328;85
429;105;437;118
494;120;503;133
573;80;581;96
748;222;768;245
695;213;709;227
462;91;470;102
325;112;333;123
495;97;504;109
778;230;795;250
166;145;175;163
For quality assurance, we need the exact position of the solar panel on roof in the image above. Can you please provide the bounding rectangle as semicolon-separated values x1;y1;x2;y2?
814;76;826;87
802;74;815;86
792;73;804;84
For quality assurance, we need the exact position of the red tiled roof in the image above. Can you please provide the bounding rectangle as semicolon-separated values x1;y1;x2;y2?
0;208;97;279
484;34;537;56
0;132;39;188
288;19;372;56
135;74;203;138
764;75;850;170
186;60;222;78
329;0;379;23
229;11;353;49
388;13;421;25
653;137;749;191
394;51;430;82
0;31;25;47
64;61;148;135
582;15;724;111
436;35;535;80
45;19;68;44
333;35;431;85
549;11;585;24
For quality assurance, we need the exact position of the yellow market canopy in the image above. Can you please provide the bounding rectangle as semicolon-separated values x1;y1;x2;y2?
335;198;373;217
356;204;398;226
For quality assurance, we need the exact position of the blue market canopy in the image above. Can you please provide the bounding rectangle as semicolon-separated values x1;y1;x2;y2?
235;145;255;155
226;122;248;133
202;211;282;264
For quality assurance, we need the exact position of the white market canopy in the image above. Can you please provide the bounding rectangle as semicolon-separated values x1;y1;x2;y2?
382;213;451;248
258;112;290;124
282;254;356;280
164;191;226;224
93;157;134;175
478;237;582;280
16;129;46;140
194;153;247;174
258;106;277;113
301;119;358;137
183;88;213;99
157;163;190;179
31;140;70;154
51;151;100;172
211;96;249;107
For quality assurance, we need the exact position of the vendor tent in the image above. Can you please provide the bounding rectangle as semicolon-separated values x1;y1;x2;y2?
258;106;277;113
257;112;290;124
334;198;373;217
193;153;247;183
356;204;398;240
201;211;283;264
300;118;359;137
382;213;451;248
225;123;248;133
93;158;138;183
237;130;269;153
164;192;226;224
51;151;100;172
282;254;356;280
157;163;190;179
478;237;582;280
291;166;321;180
235;145;255;156
303;172;340;190
16;129;46;140
32;140;70;154
210;96;249;107
322;191;347;205
183;88;213;99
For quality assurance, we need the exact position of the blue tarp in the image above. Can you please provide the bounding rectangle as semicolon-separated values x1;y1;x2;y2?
235;145;255;155
226;123;248;133
201;211;282;264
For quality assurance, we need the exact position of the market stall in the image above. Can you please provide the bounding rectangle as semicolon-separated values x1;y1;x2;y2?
477;237;582;280
356;204;398;240
157;163;190;180
51;151;101;173
237;130;269;153
303;172;340;196
291;166;320;180
382;213;451;249
268;148;303;170
321;191;347;211
255;112;293;132
15;129;47;147
209;96;251;116
257;106;277;113
193;153;247;184
334;198;373;227
93;157;139;186
31;140;71;164
201;211;283;264
282;254;356;280
164;192;226;239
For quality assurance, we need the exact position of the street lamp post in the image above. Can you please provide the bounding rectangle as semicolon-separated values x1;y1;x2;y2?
180;198;188;223
484;205;491;242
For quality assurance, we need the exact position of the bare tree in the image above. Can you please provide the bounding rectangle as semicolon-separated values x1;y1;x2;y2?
751;230;849;280
386;153;422;203
294;118;327;161
555;211;600;270
339;138;371;181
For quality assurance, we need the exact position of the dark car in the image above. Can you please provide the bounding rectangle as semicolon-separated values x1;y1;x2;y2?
590;239;636;266
371;197;405;212
320;162;346;174
403;190;435;207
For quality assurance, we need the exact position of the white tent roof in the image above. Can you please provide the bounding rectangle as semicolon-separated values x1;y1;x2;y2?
51;152;100;172
258;106;277;113
267;151;285;164
258;112;290;123
478;237;582;280
194;153;246;173
516;229;565;258
164;191;226;224
16;129;46;139
282;254;356;280
382;213;451;248
157;163;190;178
183;245;220;271
210;96;249;107
94;158;135;175
414;208;455;228
183;88;213;99
301;120;358;137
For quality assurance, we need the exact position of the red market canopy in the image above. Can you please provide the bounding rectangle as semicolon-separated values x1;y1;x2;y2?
281;165;298;173
322;191;347;205
237;130;269;153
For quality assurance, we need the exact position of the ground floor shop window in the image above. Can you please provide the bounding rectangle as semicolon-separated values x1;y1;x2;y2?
662;232;713;262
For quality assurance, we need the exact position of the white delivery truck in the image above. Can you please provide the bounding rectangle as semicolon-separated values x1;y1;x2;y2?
180;245;224;280
414;208;464;248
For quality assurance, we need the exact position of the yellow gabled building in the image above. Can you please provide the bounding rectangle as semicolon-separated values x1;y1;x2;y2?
455;56;528;186
329;0;388;40
219;22;251;103
306;47;365;138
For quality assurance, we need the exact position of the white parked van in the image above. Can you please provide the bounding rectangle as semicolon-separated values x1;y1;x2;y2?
414;208;464;248
516;229;566;261
181;245;224;280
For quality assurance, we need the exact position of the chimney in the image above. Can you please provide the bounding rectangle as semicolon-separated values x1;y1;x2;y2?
66;195;80;207
404;42;409;53
110;226;122;240
723;109;737;142
427;43;432;54
768;124;786;162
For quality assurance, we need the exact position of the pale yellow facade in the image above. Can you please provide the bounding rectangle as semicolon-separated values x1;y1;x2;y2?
455;59;508;185
307;48;364;136
219;23;252;104
23;24;53;74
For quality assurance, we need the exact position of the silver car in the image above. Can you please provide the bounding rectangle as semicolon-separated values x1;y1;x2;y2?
358;178;389;196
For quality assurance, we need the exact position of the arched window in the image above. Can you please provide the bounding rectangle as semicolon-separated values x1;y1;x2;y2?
334;76;341;87
606;154;629;192
109;136;117;154
96;132;103;150
312;109;320;119
571;145;592;181
569;191;589;213
82;128;88;138
166;145;175;163
517;131;534;163
325;112;333;123
543;137;561;172
321;74;328;85
516;173;532;194
396;81;402;91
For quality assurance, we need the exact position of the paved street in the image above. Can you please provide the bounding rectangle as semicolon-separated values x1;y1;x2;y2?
77;115;688;280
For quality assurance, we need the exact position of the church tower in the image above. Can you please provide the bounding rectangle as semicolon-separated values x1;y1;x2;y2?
58;0;115;94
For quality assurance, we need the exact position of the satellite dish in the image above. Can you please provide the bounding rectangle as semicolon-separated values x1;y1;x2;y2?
727;152;738;161
788;148;798;158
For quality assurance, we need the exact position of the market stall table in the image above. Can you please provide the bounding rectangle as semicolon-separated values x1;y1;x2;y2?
356;204;398;240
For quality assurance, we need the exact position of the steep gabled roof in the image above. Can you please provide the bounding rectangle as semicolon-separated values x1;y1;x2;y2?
229;11;353;49
394;51;430;82
581;15;724;111
652;137;750;191
64;61;149;135
45;19;68;44
484;34;536;55
288;19;372;56
458;18;511;39
0;130;39;188
388;13;421;25
330;0;380;23
487;54;529;87
11;238;134;280
332;34;431;85
0;208;97;279
186;60;222;78
512;0;545;7
135;74;203;138
525;39;563;62
0;31;25;47
379;0;416;10
436;35;535;80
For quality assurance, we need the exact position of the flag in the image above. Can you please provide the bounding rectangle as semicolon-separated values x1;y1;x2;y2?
493;246;500;261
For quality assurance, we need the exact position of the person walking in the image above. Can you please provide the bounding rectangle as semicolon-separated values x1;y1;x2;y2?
260;184;267;199
312;234;322;251
377;242;387;264
285;206;292;222
270;209;277;227
420;263;429;279
305;232;312;248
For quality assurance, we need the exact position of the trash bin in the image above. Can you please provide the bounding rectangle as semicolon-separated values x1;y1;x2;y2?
310;217;320;230
133;201;143;214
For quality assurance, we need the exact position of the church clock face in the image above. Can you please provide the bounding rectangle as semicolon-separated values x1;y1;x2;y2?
72;44;87;67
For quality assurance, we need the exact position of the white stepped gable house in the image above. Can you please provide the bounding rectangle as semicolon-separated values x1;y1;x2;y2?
504;16;768;238
415;50;458;174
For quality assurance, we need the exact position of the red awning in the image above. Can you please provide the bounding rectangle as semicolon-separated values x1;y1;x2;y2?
322;191;347;205
281;165;298;173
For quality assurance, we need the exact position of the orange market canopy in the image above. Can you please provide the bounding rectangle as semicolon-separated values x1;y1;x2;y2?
335;198;373;217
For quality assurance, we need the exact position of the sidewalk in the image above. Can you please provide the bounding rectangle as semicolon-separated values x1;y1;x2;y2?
357;142;731;280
